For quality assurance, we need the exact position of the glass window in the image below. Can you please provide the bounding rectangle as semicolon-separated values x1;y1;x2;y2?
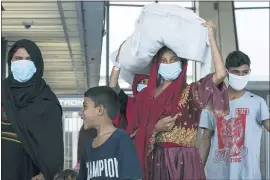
234;2;269;8
234;8;269;81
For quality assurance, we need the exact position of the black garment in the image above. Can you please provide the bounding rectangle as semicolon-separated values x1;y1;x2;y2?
1;117;40;179
77;126;97;162
118;89;128;117
1;39;64;180
1;107;40;180
78;129;143;180
115;89;129;129
77;89;129;162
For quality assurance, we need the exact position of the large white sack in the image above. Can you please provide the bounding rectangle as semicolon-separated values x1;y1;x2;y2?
111;50;151;85
133;3;210;62
111;3;212;85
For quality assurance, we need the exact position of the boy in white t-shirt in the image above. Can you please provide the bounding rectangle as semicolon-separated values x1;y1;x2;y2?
199;51;270;180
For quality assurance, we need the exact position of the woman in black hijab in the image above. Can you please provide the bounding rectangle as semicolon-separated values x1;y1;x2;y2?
1;39;64;180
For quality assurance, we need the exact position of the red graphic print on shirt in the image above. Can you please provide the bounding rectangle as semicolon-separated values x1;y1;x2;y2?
215;108;249;164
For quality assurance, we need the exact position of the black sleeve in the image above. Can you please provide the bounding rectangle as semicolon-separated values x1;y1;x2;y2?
118;135;143;179
78;153;87;180
118;89;128;115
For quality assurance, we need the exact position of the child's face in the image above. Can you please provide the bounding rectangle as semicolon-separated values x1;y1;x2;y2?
79;97;101;129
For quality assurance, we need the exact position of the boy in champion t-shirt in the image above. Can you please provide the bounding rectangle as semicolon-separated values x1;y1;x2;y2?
78;86;142;180
199;51;269;180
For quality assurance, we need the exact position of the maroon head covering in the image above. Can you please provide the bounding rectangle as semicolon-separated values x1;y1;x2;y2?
124;74;149;128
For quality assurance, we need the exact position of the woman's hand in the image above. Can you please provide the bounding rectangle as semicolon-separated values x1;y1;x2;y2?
203;20;217;44
130;129;138;138
154;115;178;133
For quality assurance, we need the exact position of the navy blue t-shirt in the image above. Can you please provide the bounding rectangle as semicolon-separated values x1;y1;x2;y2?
78;129;142;180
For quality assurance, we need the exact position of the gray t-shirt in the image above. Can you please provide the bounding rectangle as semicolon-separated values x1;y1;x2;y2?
199;91;269;180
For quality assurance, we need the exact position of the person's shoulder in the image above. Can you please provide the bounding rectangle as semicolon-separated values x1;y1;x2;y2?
245;91;265;102
112;129;133;144
39;85;61;104
104;129;132;150
114;129;131;139
38;88;62;112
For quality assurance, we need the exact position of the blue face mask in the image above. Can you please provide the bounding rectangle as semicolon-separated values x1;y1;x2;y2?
137;84;147;92
11;60;37;82
158;61;182;81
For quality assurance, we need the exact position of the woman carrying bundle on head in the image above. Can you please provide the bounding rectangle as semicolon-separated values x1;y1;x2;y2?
109;42;178;134
126;21;230;180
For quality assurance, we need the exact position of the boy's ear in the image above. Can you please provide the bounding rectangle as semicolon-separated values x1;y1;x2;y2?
96;105;105;116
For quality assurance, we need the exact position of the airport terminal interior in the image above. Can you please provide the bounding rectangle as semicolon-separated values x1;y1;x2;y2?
1;0;269;179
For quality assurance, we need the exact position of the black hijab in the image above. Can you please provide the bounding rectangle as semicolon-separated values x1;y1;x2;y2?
2;39;64;179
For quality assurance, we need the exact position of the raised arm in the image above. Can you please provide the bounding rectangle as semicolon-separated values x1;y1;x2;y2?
109;41;126;94
203;21;227;86
109;66;121;94
109;43;129;124
190;21;230;116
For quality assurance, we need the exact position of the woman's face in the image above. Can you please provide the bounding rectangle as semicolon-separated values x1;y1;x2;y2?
9;47;37;83
157;49;186;81
11;48;31;62
159;50;184;64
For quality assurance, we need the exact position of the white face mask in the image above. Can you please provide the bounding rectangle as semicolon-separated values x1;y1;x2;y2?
228;72;250;91
137;84;147;92
11;60;37;82
158;61;182;81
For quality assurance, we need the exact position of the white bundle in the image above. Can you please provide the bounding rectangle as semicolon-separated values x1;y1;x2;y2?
111;3;212;85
